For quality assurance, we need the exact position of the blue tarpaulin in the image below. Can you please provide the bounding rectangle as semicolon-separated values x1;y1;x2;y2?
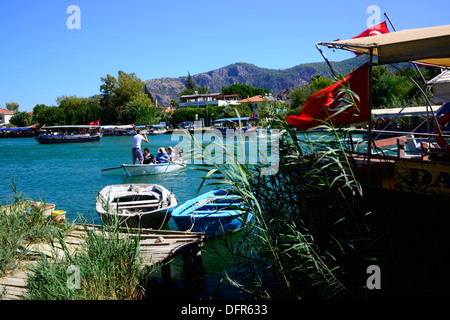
436;102;450;117
0;127;35;131
214;117;260;123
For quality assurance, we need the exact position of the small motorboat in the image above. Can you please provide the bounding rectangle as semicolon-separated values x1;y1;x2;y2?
96;184;177;229
171;188;252;238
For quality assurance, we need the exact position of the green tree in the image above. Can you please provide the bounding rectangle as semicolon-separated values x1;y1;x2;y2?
99;71;149;124
114;71;147;107
56;95;100;125
221;83;271;98
178;86;210;98
186;72;196;90
144;85;155;103
9;111;32;127
71;97;101;125
289;75;334;110
34;106;66;126
5;102;19;112
100;74;118;124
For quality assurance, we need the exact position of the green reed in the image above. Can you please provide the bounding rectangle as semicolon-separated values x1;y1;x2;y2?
188;110;384;299
0;182;73;278
25;223;153;300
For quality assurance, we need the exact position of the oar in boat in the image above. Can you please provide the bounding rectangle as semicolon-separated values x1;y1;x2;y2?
101;165;124;172
168;160;186;166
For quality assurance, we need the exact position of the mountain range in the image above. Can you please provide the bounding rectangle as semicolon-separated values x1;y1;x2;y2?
144;56;367;107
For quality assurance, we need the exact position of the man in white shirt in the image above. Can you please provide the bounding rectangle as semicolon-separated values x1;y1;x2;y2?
132;129;148;164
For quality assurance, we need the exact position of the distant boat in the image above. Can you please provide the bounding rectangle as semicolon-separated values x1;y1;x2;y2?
96;184;177;229
147;124;167;135
35;125;102;144
171;188;253;238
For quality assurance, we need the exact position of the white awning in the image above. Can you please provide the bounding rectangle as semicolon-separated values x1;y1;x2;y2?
372;106;442;118
428;70;450;103
319;24;450;67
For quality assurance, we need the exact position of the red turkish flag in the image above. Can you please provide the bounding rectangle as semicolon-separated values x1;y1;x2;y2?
285;63;369;130
352;21;389;39
89;119;100;126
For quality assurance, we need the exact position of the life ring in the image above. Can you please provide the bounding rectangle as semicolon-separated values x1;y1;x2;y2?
434;112;450;152
81;129;87;134
375;117;386;128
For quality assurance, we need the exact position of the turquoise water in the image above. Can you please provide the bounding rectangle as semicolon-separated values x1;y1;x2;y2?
0;134;242;299
0;135;215;225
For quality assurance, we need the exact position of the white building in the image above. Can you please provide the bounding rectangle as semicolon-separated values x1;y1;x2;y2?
0;108;14;127
178;92;242;108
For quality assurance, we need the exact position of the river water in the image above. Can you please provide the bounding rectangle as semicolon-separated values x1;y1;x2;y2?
0;134;248;299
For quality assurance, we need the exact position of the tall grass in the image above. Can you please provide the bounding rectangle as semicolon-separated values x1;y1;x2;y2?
0;182;73;278
188;111;385;299
1;182;155;300
25;223;153;300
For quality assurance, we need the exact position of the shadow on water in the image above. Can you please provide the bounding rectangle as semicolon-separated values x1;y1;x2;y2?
145;230;247;300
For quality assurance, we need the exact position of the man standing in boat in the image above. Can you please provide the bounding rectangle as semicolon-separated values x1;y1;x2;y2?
132;129;148;165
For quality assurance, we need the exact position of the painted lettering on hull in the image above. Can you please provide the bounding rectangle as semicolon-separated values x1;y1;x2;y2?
395;160;450;195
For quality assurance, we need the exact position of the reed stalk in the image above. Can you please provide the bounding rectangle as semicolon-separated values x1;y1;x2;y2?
25;223;153;300
185;103;383;299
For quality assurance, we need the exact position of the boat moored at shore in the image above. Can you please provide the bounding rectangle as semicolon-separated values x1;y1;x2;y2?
96;184;177;229
35;125;102;144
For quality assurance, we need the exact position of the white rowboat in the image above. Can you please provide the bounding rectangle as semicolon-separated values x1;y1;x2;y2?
96;184;177;229
121;161;187;176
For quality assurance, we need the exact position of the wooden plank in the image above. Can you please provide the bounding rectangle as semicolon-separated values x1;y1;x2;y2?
374;135;407;148
117;204;162;210
114;199;160;206
1;222;205;300
1;285;27;295
0;278;26;288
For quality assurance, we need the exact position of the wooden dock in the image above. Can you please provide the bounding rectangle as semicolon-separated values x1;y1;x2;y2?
0;223;205;300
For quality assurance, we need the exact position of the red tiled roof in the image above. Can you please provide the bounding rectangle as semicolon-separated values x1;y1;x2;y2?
0;108;15;114
237;95;271;103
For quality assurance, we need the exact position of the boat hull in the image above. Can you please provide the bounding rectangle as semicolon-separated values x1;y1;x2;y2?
121;161;186;176
96;184;177;229
35;133;102;144
171;188;252;238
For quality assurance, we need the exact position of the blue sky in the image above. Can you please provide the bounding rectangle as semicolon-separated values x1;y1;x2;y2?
1;0;449;111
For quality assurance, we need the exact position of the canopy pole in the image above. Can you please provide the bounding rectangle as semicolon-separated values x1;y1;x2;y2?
367;49;374;171
315;43;337;78
384;12;427;85
390;64;439;148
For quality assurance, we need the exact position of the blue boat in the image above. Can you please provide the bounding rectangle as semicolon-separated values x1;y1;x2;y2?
35;125;102;144
171;188;252;238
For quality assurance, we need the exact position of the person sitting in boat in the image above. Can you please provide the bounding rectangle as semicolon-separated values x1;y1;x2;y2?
156;147;170;163
166;146;175;162
174;145;183;162
143;148;156;164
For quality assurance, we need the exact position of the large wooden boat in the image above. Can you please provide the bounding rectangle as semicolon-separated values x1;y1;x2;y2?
308;24;450;200
35;125;102;144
